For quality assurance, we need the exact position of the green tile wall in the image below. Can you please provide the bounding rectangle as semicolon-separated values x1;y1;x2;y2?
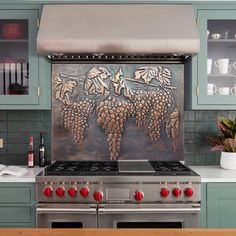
0;110;51;165
184;110;236;166
0;109;234;166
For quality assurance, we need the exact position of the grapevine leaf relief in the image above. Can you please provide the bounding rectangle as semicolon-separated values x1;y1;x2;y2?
53;73;77;103
165;108;180;152
134;66;158;84
55;64;181;160
110;68;134;100
84;67;110;96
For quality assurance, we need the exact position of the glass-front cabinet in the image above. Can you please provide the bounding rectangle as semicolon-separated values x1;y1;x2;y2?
0;10;39;105
191;10;236;109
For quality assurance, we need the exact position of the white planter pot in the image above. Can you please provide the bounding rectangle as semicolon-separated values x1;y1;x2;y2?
220;151;236;170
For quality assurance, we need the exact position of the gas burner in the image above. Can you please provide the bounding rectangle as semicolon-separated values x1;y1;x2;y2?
150;161;192;175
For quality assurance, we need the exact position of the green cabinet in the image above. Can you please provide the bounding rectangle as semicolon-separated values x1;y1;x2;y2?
201;182;236;228
0;7;51;110
187;8;236;109
0;183;35;227
207;183;236;228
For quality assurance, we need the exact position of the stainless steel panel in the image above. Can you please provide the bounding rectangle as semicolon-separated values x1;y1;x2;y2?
106;188;130;201
118;160;155;173
36;204;97;228
98;203;200;228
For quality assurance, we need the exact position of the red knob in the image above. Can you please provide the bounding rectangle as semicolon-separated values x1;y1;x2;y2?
160;187;169;198
184;187;193;197
80;187;90;198
93;191;103;202
68;187;77;198
43;186;53;198
55;187;65;198
172;188;182;197
134;191;144;201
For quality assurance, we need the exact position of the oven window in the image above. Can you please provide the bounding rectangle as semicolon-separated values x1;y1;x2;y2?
117;222;182;228
51;222;83;228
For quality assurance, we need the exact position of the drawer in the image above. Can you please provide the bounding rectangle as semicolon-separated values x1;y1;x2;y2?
0;187;31;203
0;206;31;223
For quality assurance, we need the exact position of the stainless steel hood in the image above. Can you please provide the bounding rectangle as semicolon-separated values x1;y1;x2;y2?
37;4;199;60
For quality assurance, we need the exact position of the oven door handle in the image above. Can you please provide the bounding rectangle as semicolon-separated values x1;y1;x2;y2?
98;207;201;214
36;207;97;214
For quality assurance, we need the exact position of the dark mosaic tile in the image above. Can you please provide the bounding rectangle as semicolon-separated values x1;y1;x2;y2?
7;111;18;121
184;132;194;143
7;133;19;144
229;111;236;120
7;144;19;154
184;154;195;165
19;143;28;154
194;132;205;144
194;155;207;165
29;111;41;121
40;110;51;122
206;121;218;133
0;122;7;132
206;154;218;165
184;111;195;121
184;122;195;132
195;143;207;154
195;122;205;132
206;111;218;121
7;154;27;165
18;111;30;121
184;144;195;154
0;132;7;142
0;111;7;121
195;111;207;121
0;144;7;154
217;111;229;118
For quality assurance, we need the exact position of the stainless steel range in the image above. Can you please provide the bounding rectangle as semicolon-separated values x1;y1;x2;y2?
36;160;201;228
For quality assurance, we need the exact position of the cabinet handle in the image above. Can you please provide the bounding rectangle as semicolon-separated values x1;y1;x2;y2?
37;86;40;96
196;86;199;96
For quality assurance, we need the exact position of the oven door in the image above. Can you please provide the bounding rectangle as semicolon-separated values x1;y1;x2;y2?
36;204;97;228
98;203;200;228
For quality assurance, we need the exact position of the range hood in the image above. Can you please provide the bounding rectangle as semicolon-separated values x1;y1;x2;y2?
37;4;199;62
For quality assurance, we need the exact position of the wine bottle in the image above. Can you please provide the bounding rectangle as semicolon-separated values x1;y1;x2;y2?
39;132;45;167
28;136;35;168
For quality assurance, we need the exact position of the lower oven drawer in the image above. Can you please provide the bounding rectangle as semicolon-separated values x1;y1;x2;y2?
36;204;97;228
98;203;200;228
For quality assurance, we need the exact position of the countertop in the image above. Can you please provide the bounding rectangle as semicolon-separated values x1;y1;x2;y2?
1;165;236;183
1;228;236;236
190;165;236;182
0;166;44;182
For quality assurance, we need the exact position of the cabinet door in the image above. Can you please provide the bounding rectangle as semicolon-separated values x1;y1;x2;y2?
207;183;236;228
197;10;236;107
0;10;39;105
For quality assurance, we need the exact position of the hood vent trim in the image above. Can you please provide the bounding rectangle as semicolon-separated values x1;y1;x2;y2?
37;4;199;59
47;53;189;63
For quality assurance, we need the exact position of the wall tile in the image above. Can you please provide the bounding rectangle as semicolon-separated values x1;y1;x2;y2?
0;109;229;166
0;111;7;121
29;111;41;121
18;111;30;121
7;111;18;121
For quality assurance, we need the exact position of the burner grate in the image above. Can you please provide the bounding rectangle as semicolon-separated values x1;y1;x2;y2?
150;161;191;176
45;161;119;176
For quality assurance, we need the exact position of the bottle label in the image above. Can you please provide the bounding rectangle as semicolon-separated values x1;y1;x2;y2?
28;153;34;167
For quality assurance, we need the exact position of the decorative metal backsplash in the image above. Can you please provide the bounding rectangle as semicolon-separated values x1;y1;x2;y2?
52;63;184;161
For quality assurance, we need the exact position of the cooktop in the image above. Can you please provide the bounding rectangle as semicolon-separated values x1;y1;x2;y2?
44;160;196;176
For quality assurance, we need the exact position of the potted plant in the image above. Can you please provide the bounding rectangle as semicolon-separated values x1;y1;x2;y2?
208;117;236;170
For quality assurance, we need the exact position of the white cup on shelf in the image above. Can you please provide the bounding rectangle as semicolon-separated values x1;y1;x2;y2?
218;87;230;95
230;85;236;95
207;83;217;95
207;59;213;74
214;59;230;74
